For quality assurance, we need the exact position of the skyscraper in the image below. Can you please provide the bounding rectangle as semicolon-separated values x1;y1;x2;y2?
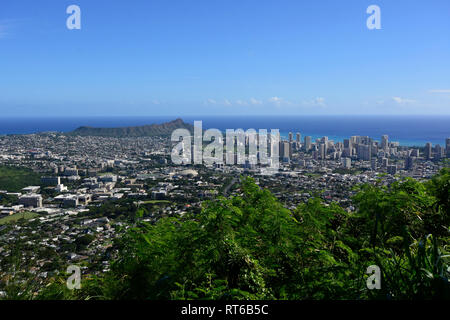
425;142;432;160
319;143;326;160
296;132;301;144
304;136;312;151
435;144;444;160
321;137;328;156
446;138;450;158
343;139;353;157
357;144;371;161
410;149;420;157
281;141;291;160
381;135;389;150
405;156;415;170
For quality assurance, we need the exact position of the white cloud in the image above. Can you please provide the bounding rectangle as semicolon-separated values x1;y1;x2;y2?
302;97;326;107
205;98;246;107
204;96;300;108
269;96;282;103
235;99;249;106
249;98;262;105
314;97;326;107
392;97;416;105
268;96;285;107
429;89;450;93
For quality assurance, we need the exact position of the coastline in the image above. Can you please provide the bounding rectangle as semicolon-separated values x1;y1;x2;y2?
0;115;449;147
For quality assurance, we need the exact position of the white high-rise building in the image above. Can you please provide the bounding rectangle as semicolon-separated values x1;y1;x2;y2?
304;136;312;151
343;157;351;169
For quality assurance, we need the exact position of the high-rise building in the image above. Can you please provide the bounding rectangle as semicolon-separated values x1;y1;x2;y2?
410;149;420;157
435;144;444;160
425;142;433;160
304;136;312;151
321;137;328;157
319;143;326;160
296;132;301;144
343;157;351;169
405;156;415;170
381;135;389;150
288;132;293;143
343;139;353;157
344;139;352;149
446;138;450;157
357;144;371;161
280;141;291;160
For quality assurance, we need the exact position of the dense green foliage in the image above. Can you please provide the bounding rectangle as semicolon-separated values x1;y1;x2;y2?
8;168;450;300
0;166;41;192
0;193;18;206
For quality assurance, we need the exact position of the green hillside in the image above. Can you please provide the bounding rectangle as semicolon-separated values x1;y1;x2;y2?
0;166;41;192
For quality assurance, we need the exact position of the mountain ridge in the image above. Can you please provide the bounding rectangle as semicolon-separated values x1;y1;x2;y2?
67;118;194;137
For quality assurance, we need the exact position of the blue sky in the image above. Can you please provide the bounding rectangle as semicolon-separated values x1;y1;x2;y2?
1;0;450;116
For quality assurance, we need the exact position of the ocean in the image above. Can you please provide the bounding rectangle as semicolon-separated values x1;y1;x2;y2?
0;115;449;147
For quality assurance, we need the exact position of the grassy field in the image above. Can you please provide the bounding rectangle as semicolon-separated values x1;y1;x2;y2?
0;211;39;225
141;200;171;204
0;165;41;192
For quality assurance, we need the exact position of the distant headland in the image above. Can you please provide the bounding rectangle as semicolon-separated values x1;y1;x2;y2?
67;118;194;137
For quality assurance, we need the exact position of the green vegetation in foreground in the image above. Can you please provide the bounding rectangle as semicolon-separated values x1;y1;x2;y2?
0;212;39;225
5;168;450;300
0;166;41;192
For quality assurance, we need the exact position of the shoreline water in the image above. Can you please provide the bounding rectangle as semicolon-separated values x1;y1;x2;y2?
0;115;449;147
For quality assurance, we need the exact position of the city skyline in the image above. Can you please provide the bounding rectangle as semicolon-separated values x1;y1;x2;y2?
0;114;449;147
1;0;450;116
